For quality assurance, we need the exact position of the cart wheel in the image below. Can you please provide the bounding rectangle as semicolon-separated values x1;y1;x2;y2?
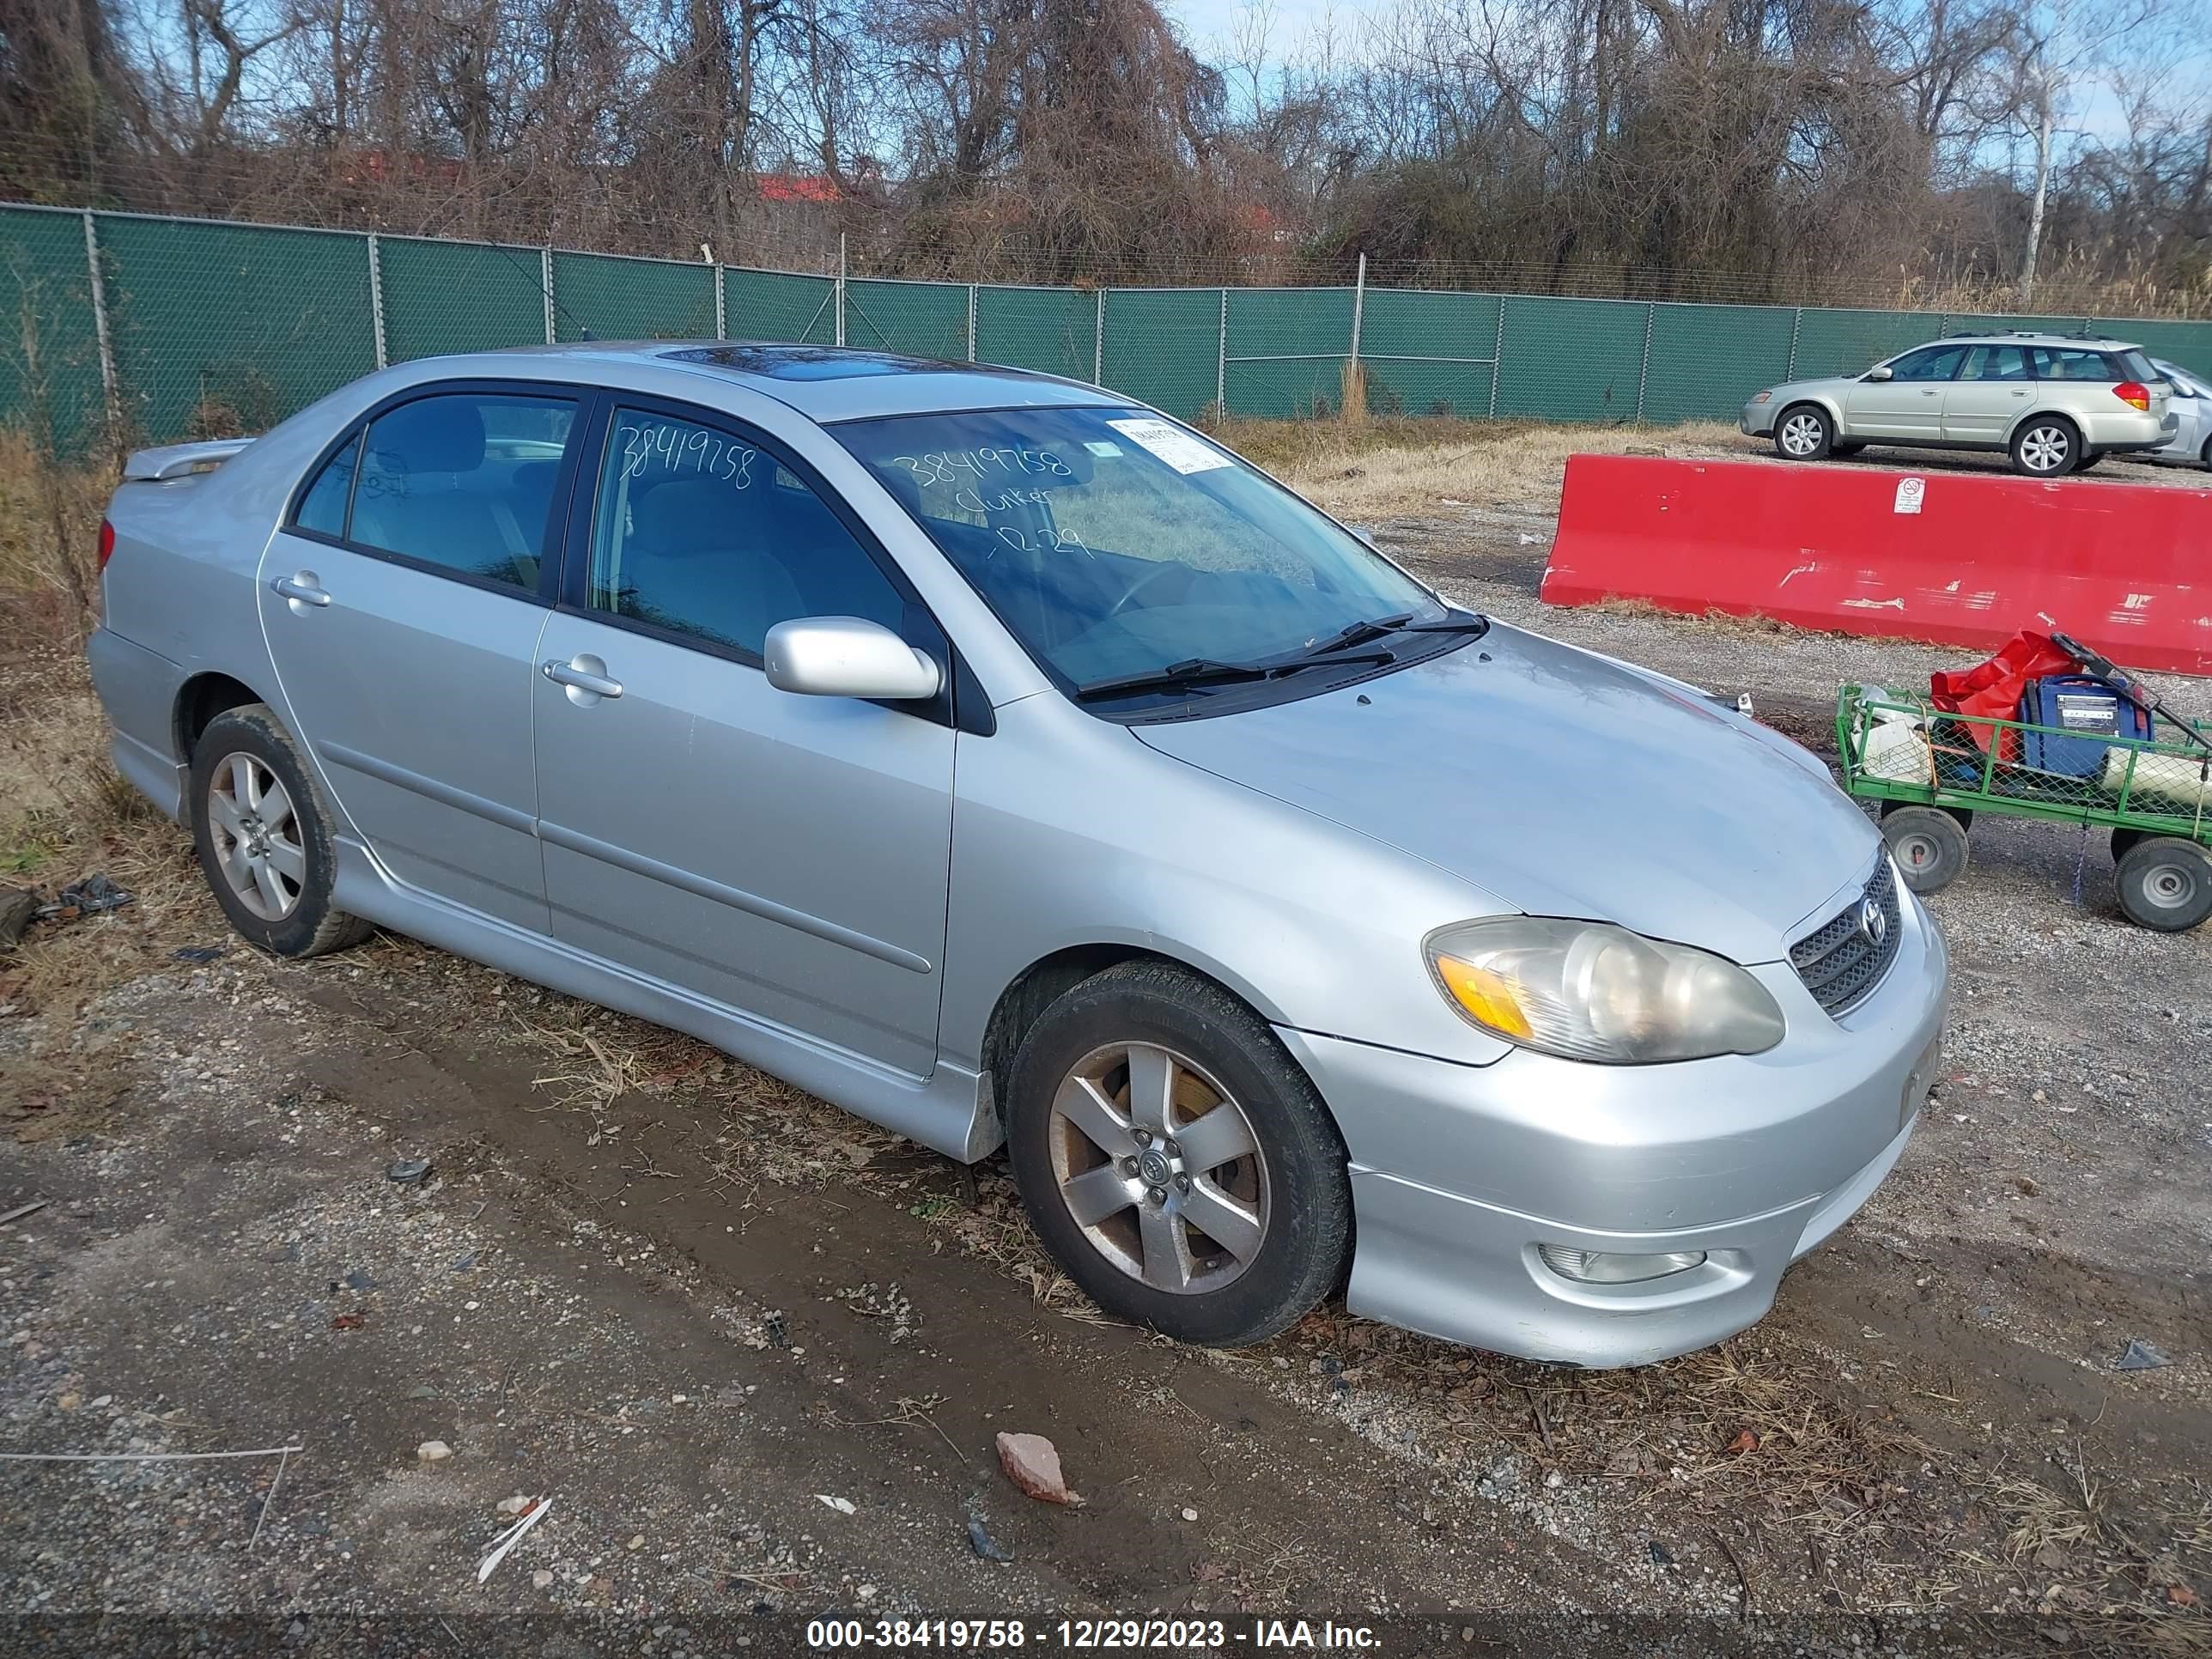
2111;828;2145;863
1881;806;1969;894
1882;799;1972;830
2113;836;2212;932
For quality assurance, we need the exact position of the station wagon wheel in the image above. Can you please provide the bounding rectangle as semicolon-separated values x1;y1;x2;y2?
189;702;374;959
2009;416;2079;477
1006;961;1352;1347
1046;1041;1268;1295
1773;404;1833;461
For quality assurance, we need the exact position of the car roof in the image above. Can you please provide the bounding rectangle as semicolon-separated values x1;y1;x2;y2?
1933;331;2142;350
416;341;1125;423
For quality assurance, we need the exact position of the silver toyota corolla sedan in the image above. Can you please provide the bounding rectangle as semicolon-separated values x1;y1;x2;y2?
87;343;1948;1367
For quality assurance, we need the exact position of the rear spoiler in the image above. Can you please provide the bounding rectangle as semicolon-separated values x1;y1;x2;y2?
122;438;252;482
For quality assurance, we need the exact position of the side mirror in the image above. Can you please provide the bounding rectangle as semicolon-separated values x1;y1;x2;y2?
763;617;942;701
1864;365;1894;382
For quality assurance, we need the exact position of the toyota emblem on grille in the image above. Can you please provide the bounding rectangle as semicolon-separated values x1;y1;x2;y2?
1858;896;1888;947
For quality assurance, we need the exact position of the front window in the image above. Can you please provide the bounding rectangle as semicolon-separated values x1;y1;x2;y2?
834;406;1444;703
1884;345;1966;382
584;407;906;659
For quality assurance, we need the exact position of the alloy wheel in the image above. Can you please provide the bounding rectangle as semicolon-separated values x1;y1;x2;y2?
2020;425;2070;473
206;751;306;921
1778;413;1824;457
1046;1041;1269;1295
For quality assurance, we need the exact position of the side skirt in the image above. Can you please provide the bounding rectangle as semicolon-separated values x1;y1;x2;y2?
330;837;1004;1163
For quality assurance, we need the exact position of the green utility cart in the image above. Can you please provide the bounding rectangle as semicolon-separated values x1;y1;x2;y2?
1836;681;2212;932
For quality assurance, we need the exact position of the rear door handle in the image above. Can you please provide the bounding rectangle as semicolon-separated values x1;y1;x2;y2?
543;658;623;700
272;574;331;607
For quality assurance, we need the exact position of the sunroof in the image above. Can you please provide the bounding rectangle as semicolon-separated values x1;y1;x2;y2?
661;345;948;380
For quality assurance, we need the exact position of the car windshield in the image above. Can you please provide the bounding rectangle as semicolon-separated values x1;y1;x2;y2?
834;405;1442;698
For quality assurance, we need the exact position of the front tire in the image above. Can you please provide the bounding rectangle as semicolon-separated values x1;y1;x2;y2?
1005;961;1352;1347
2009;416;2080;477
1773;404;1834;461
2114;836;2212;932
189;703;374;958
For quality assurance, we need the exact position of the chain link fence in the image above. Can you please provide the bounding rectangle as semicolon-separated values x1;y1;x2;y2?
7;200;2212;459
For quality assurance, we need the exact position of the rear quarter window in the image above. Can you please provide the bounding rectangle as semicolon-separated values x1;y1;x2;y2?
2031;347;2118;381
293;434;361;537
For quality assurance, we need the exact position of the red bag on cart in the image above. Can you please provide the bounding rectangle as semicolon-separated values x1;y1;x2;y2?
1928;629;2077;761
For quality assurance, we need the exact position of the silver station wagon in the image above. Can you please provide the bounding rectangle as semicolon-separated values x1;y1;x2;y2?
88;344;1948;1367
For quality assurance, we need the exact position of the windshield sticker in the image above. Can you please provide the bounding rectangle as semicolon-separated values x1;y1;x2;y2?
890;447;1073;489
1106;418;1231;475
1083;441;1123;457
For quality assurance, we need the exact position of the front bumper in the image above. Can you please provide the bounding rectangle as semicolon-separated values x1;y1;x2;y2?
1280;872;1948;1367
1739;398;1777;436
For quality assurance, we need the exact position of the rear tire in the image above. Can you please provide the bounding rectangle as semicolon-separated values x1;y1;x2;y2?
1773;404;1834;462
2009;416;2080;477
189;703;374;959
1005;961;1352;1348
1881;805;1970;894
2114;836;2212;932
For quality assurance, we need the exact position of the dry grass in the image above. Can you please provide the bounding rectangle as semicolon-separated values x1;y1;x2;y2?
0;437;205;1136
1210;413;1744;519
0;429;111;633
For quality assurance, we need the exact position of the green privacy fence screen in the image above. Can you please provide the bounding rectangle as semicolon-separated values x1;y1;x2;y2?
7;200;2212;455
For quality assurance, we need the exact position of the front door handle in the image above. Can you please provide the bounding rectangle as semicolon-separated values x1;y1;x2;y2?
272;574;331;608
544;656;623;701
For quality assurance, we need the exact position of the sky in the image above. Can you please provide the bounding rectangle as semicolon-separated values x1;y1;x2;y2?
1159;0;2212;146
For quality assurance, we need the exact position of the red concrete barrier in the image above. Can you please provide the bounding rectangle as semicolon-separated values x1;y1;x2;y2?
1539;455;2212;677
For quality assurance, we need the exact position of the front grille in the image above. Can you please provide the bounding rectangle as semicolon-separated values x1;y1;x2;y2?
1790;860;1903;1018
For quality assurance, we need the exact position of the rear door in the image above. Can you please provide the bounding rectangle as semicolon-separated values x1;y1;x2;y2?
258;384;583;930
1844;343;1964;440
529;398;957;1077
1942;343;2033;441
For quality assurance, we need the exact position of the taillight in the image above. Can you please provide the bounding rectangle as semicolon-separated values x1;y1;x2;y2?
97;517;116;570
2114;381;2151;411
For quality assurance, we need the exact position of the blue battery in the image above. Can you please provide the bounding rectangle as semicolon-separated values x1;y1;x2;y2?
2020;675;2153;776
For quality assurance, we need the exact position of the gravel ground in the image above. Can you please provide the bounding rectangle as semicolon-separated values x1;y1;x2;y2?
3;470;2209;1657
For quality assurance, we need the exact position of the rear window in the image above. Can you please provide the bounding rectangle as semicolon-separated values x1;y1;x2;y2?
2118;349;2160;382
2029;347;2118;382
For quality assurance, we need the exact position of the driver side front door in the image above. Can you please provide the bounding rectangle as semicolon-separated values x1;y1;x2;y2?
1845;344;1964;441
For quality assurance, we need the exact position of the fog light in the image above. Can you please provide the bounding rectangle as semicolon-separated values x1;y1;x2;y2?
1538;1245;1707;1285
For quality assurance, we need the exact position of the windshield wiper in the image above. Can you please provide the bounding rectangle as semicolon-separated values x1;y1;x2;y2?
1075;646;1402;702
1400;609;1490;635
1303;612;1414;655
1074;659;1274;702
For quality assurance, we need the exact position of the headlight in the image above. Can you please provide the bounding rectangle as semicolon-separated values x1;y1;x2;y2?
1750;390;1771;404
1425;918;1785;1064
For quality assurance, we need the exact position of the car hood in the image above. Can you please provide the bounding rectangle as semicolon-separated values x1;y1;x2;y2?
1133;623;1881;965
1761;375;1855;404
